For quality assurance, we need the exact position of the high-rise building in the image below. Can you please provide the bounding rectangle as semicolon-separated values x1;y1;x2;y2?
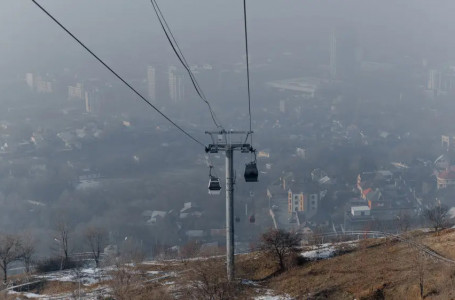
25;73;34;89
330;32;337;79
68;83;84;99
25;73;53;93
428;69;440;90
35;76;53;93
168;66;185;103
147;66;156;103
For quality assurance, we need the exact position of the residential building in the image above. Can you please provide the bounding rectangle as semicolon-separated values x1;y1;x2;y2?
180;202;203;219
168;66;185;103
147;66;156;103
287;184;321;219
142;210;167;224
25;73;34;88
442;135;455;152
330;31;337;78
68;83;84;99
437;168;455;189
351;206;371;217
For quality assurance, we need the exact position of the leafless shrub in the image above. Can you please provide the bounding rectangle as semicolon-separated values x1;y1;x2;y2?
109;265;144;300
180;259;239;300
179;240;201;260
259;228;301;271
395;211;411;234
424;205;449;235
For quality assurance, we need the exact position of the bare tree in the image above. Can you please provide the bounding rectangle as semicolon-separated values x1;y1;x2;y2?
424;205;449;235
259;228;301;271
18;233;36;274
0;234;21;284
55;221;71;269
84;226;107;268
396;210;411;233
109;262;144;300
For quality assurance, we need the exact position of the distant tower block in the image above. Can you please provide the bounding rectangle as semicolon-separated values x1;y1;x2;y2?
25;73;34;89
147;66;156;103
442;135;455;152
330;32;337;79
279;100;286;113
85;91;91;113
168;66;185;103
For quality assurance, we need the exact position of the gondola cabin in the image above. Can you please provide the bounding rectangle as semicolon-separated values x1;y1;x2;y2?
244;162;259;182
249;214;255;223
208;176;221;195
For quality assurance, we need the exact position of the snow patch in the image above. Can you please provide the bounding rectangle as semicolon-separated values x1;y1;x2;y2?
254;289;293;300
301;241;357;260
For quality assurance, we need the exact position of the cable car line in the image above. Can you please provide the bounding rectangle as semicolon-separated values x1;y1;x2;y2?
242;0;258;183
243;0;253;144
151;0;224;130
31;0;205;148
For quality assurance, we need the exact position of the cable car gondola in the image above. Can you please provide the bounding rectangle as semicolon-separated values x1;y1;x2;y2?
249;214;255;223
208;165;221;195
208;176;221;195
244;150;258;182
244;162;258;182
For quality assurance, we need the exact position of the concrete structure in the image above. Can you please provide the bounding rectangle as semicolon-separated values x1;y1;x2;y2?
84;89;100;113
26;73;53;93
267;77;322;98
68;83;84;99
287;187;320;219
168;66;185;103
330;32;337;78
142;210;167;224
442;135;455;152
437;168;455;189
25;73;34;88
351;206;371;217
147;66;156;103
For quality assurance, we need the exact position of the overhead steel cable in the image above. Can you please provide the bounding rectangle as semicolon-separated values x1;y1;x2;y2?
151;0;224;130
243;0;253;145
31;0;205;147
151;0;209;105
151;0;204;97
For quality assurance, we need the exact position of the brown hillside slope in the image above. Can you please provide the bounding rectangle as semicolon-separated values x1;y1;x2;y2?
265;230;455;300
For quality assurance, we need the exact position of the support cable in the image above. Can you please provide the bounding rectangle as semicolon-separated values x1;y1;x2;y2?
151;0;223;129
31;0;205;147
243;0;253;146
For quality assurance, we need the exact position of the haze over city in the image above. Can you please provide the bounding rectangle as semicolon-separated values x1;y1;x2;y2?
2;1;455;298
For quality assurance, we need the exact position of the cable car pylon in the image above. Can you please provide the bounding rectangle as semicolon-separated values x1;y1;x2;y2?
205;130;257;281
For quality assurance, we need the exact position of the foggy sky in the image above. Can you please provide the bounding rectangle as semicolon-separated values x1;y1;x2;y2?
2;0;455;79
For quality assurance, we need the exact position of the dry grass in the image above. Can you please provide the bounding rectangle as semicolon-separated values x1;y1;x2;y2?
37;280;78;295
236;251;279;280
11;230;455;299
258;230;455;300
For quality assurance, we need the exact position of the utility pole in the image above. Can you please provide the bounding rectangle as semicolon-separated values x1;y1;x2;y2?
205;130;253;281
